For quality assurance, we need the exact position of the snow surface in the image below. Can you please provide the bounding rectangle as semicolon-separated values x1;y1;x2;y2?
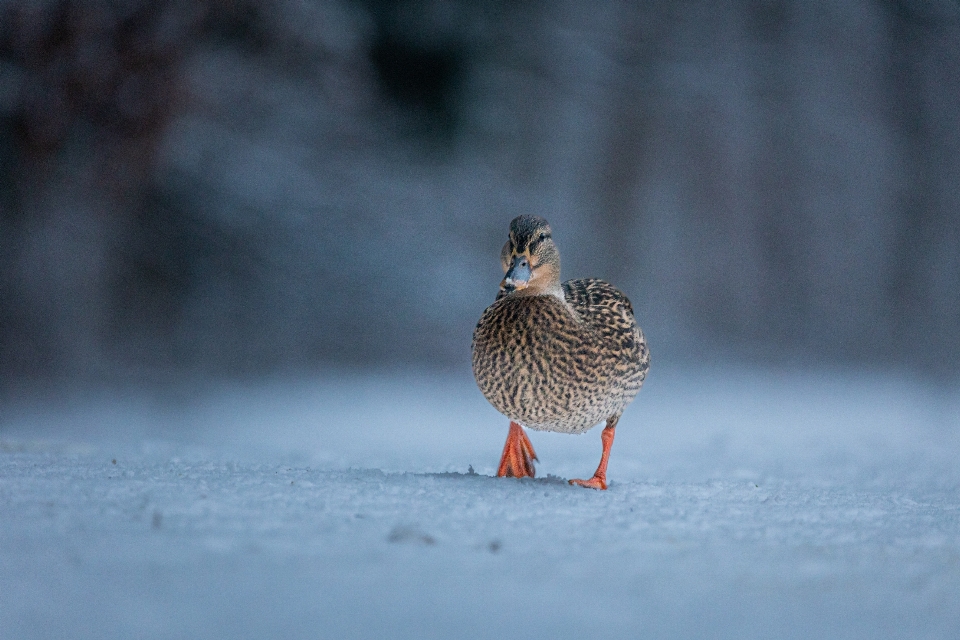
2;367;959;639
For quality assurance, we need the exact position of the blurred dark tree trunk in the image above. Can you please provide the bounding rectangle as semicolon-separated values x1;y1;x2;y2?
590;6;657;287
883;1;960;371
747;0;809;351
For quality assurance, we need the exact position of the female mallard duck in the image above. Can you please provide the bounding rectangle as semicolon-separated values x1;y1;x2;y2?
472;215;650;489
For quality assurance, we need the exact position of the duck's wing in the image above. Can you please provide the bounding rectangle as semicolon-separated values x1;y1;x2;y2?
562;278;649;374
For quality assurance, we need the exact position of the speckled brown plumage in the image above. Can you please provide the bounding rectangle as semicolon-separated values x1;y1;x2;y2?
472;216;650;436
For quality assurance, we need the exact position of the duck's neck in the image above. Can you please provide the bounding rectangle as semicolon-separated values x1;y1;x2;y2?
510;278;564;301
539;282;566;301
529;259;562;297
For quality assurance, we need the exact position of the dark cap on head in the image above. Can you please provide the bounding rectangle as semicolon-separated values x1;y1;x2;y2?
508;216;552;255
510;215;550;237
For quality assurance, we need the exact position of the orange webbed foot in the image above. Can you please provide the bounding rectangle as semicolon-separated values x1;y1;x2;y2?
568;418;618;491
568;475;608;490
497;422;537;478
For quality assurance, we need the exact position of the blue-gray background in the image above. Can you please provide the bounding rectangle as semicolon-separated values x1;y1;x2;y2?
2;0;959;394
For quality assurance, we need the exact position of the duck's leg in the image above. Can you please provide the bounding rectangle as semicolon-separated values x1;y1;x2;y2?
569;415;619;490
497;421;538;478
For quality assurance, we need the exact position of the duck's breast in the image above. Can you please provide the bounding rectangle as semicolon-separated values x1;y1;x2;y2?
472;286;647;433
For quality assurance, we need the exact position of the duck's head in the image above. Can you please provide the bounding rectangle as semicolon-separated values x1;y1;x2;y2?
499;215;561;296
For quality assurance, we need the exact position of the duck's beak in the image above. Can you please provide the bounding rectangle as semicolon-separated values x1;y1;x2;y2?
500;254;531;292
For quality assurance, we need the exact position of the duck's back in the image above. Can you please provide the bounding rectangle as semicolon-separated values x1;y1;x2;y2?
472;278;649;434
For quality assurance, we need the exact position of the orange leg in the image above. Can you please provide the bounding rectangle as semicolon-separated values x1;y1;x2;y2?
497;421;538;478
569;415;619;490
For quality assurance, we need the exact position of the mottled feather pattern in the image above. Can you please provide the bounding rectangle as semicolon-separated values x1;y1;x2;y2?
472;278;649;434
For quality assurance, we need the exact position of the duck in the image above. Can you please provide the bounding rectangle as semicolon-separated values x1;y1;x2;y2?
471;215;650;489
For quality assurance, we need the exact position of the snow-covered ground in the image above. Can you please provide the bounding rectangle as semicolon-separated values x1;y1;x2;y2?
2;366;959;639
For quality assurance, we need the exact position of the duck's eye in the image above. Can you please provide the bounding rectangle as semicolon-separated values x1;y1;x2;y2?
538;232;547;241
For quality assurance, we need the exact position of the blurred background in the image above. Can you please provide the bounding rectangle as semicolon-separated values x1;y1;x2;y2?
1;0;959;397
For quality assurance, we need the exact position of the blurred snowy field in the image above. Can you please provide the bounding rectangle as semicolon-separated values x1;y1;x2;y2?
2;366;959;639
